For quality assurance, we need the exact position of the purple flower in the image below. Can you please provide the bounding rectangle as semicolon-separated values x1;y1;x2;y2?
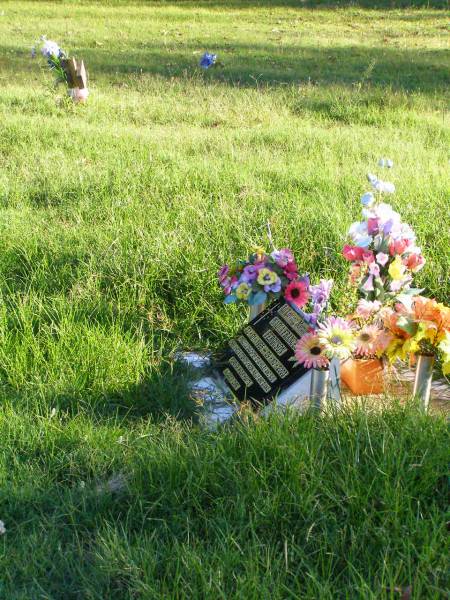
264;278;282;294
271;248;294;267
241;264;258;282
199;52;217;69
310;279;333;313
218;264;229;283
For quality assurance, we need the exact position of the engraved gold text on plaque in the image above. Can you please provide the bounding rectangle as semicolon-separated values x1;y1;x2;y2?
243;326;289;379
237;335;277;383
278;304;310;338
262;330;288;356
269;317;298;350
222;368;241;391
229;357;253;387
229;340;271;393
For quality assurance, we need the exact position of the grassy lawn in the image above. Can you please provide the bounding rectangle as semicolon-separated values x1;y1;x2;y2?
0;1;449;597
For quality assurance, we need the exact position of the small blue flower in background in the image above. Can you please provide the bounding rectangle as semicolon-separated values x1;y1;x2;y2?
199;52;217;69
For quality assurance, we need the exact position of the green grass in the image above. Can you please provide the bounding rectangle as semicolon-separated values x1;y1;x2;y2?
0;1;449;597
0;403;449;599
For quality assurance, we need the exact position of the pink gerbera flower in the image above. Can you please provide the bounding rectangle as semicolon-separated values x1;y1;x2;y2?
284;279;309;308
354;324;382;357
295;332;329;369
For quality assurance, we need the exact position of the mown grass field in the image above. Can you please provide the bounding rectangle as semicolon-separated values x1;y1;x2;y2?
0;1;449;598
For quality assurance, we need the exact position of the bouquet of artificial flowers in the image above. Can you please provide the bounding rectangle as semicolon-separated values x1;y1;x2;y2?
342;161;425;302
32;36;89;102
382;296;450;374
32;37;68;85
218;246;309;307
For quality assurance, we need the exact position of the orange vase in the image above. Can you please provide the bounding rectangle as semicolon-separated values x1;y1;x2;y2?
340;358;385;395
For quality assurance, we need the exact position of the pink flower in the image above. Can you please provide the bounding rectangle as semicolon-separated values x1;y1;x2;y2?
342;245;364;262
369;263;380;277
356;299;382;318
361;275;374;292
367;218;379;235
404;253;425;273
285;279;309;308
295;332;329;369
362;250;375;264
376;252;389;266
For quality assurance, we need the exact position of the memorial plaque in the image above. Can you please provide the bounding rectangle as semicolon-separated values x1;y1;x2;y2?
215;299;310;404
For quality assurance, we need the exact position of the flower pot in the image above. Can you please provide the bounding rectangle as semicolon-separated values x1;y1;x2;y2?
248;303;267;322
68;87;89;103
340;357;384;395
413;354;434;410
309;368;329;410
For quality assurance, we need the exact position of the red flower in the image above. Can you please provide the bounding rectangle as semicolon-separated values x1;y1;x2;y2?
389;239;409;256
284;261;299;281
404;253;425;272
342;245;364;262
285;280;309;308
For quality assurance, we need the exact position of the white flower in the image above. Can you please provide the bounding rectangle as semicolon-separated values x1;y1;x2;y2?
376;252;389;266
41;39;60;58
0;521;5;535
378;158;394;168
374;202;400;225
360;192;375;207
373;179;395;194
367;173;377;184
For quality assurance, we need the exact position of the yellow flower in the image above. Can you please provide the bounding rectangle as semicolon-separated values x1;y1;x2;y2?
388;255;406;281
386;338;409;362
236;282;251;300
257;268;277;286
252;246;266;261
439;332;450;374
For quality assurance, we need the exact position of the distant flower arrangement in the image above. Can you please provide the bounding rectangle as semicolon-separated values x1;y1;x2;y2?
32;36;89;103
343;160;425;302
199;52;217;69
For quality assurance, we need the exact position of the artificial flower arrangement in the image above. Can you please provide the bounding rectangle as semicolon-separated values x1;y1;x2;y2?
218;246;309;308
382;296;450;374
342;161;425;303
32;36;89;103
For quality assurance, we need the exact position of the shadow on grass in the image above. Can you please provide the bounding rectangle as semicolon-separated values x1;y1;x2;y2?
77;0;449;8
4;41;449;94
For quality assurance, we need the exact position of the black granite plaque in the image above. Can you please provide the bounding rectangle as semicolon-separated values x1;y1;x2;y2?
216;299;310;404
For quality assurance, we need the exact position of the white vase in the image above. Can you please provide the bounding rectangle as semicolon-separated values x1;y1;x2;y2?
68;87;89;103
